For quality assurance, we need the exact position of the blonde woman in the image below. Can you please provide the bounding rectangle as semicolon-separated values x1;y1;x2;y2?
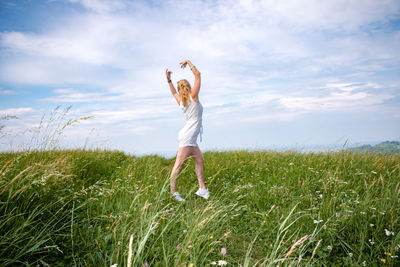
166;59;209;202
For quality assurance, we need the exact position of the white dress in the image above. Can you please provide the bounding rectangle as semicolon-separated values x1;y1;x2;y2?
178;98;203;148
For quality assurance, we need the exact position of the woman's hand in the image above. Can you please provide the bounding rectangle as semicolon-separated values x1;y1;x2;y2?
180;60;190;69
166;68;172;80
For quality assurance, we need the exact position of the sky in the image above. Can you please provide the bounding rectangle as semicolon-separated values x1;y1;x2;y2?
0;0;400;156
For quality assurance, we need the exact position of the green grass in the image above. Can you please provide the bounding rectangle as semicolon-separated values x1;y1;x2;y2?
0;149;399;266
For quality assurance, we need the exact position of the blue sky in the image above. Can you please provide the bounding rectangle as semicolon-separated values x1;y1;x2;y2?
1;0;400;156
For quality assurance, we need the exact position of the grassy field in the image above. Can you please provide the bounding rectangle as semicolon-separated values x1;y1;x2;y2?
0;149;399;266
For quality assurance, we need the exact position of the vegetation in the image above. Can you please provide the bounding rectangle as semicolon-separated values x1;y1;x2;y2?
0;149;399;266
349;141;400;153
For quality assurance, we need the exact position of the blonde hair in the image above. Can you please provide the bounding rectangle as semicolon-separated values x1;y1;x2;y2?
177;79;191;107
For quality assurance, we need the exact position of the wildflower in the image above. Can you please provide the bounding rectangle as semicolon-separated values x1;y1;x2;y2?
384;252;392;256
391;255;399;258
313;219;323;224
372;214;376;218
106;226;110;230
381;258;386;264
224;232;229;237
369;239;375;245
211;262;217;266
360;211;366;215
370;224;374;227
188;264;194;267
289;162;294;165
282;177;285;180
327;245;332;250
110;264;117;267
100;202;103;206
371;171;377;174
263;220;266;224
384;229;394;236
183;229;187;233
221;247;227;255
349;253;353;258
336;213;340;218
269;243;273;247
143;262;149;267
362;261;366;266
187;245;192;248
210;235;214;239
176;245;181;251
218;260;228;266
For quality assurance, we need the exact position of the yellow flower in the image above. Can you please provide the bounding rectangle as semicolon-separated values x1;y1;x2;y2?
269;244;273;247
106;226;110;230
381;258;386;264
210;235;213;239
265;213;269;217
384;252;392;256
263;220;266;224
224;233;229;237
188;264;194;267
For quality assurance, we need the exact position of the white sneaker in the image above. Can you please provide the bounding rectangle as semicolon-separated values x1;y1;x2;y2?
172;192;185;202
195;188;210;199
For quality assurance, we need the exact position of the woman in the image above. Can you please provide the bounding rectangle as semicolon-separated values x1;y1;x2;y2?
166;59;209;202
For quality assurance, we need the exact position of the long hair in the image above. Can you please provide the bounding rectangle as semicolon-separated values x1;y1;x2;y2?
177;79;191;107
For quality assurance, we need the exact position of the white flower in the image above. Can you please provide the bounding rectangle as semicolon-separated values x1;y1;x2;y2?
313;219;323;224
370;224;374;227
371;171;377;174
362;261;366;266
218;260;228;266
211;262;217;265
369;239;375;245
327;245;332;250
323;224;327;230
385;229;394;236
349;253;353;257
289;162;294;165
110;264;118;267
391;255;399;258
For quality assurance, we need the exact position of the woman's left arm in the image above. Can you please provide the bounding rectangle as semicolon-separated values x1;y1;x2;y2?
180;60;201;100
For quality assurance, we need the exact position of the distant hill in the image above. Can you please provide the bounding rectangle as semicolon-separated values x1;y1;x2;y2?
349;141;400;153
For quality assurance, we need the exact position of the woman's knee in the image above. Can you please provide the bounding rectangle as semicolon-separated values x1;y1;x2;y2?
174;157;187;170
195;155;204;165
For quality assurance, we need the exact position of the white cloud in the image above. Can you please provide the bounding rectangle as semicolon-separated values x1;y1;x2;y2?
279;82;394;112
0;107;33;116
66;0;128;13
42;88;123;103
0;89;16;95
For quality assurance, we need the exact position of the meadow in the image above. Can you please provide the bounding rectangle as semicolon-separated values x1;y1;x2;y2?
0;149;399;266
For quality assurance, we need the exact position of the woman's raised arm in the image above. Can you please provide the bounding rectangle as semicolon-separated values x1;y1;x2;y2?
166;68;180;105
180;60;201;101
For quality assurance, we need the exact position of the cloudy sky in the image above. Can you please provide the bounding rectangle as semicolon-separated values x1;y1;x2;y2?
0;0;399;156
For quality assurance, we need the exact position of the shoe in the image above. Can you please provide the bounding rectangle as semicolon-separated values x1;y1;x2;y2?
195;188;210;199
172;192;185;202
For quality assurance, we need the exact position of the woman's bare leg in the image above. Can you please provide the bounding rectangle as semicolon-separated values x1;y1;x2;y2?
192;145;206;189
170;146;193;194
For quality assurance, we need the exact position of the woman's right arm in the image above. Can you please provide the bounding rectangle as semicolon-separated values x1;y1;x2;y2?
166;69;180;105
180;60;201;100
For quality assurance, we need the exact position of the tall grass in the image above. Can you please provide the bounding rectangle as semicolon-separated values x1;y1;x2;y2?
0;148;399;266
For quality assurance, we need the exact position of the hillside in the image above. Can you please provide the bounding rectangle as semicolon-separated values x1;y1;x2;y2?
0;149;399;266
349;141;400;153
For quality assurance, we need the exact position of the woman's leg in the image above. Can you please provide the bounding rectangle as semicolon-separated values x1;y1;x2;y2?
192;145;206;189
170;146;193;194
